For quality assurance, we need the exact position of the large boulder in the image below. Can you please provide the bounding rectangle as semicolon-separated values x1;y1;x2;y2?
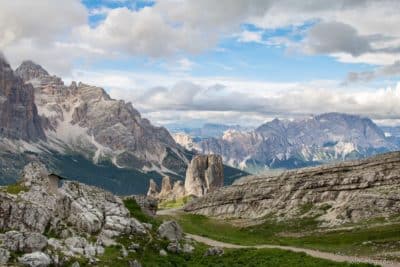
157;221;183;242
18;252;51;267
184;155;224;197
1;231;47;253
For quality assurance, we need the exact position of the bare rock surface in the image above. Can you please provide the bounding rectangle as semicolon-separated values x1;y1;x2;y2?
185;155;224;197
185;152;400;226
0;162;147;264
157;221;183;242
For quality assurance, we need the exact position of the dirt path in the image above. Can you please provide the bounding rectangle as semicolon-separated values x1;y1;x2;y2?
157;209;399;267
186;234;399;267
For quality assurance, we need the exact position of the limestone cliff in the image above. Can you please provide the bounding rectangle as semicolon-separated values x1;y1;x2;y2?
184;155;224;197
185;152;400;226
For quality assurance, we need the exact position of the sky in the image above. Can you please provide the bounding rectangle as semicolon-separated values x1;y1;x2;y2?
1;0;400;127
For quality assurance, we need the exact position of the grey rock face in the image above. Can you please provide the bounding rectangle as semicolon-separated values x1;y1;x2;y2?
18;251;51;267
0;56;45;141
14;59;188;174
0;248;10;265
148;176;186;201
185;152;400;226
147;179;159;199
1;231;47;253
198;113;397;171
0;162;146;238
185;155;224;197
157;221;183;242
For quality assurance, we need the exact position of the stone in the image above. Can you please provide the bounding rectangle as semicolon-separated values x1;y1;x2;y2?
158;176;173;199
147;179;159;199
166;242;181;253
159;249;167;256
182;243;195;254
2;231;47;253
18;252;51;267
129;259;142;267
204;247;224;256
157;221;183;242
184;154;224;197
71;262;80;267
185;152;400;226
0;248;10;265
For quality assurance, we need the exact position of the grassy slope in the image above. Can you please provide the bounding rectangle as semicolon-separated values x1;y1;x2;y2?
91;198;375;267
166;213;400;259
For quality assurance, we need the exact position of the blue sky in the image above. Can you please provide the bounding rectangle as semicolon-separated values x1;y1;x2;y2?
1;0;400;126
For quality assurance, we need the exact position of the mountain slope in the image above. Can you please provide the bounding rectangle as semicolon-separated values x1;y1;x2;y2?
196;113;397;172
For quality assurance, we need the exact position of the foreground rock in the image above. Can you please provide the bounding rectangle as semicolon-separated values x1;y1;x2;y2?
157;221;183;242
185;152;400;226
0;162;147;265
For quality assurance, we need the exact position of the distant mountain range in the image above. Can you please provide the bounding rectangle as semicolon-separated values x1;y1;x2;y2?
174;113;398;173
0;55;246;194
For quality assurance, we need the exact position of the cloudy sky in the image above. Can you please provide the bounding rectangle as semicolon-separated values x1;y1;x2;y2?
1;0;400;127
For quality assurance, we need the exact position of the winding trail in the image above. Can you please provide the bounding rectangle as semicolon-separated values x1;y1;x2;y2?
186;233;399;267
157;209;399;267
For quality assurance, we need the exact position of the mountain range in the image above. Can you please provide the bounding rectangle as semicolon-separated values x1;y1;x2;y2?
174;113;398;173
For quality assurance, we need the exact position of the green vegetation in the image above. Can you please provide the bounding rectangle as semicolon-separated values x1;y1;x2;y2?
167;213;400;258
159;196;193;210
123;198;161;227
5;182;28;194
95;240;375;267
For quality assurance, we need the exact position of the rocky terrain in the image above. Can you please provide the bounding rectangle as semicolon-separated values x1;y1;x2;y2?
185;151;400;226
148;155;224;201
185;113;397;172
0;161;201;266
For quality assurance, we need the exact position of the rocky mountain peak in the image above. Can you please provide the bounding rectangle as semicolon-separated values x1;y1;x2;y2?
0;55;46;141
15;60;49;82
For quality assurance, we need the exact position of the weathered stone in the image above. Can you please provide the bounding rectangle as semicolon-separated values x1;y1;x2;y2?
204;247;224;256
18;252;51;267
185;155;224;197
159;249;167;256
185;152;400;226
182;243;195;254
166;242;181;253
157;221;183;242
0;248;10;265
2;231;47;253
129;260;142;267
147;179;159;199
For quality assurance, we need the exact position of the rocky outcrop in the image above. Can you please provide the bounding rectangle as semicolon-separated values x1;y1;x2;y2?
147;179;159;199
0;162;147;265
185;152;400;226
185;155;224;197
157;221;183;242
197;113;397;172
147;176;186;201
0;56;45;141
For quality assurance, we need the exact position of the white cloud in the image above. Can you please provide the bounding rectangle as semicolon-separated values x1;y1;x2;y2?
238;30;264;43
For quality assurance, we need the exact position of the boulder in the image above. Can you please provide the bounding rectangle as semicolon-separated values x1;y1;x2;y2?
166;242;181;253
18;252;51;267
204;247;224;256
157;221;183;242
184;155;224;197
2;231;47;253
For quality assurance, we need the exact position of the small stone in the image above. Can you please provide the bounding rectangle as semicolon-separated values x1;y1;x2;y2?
159;249;167;256
167;242;181;253
182;243;194;254
204;247;224;256
71;262;80;267
129;259;142;267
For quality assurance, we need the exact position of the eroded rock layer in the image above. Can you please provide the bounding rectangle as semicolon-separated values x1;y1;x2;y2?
185;152;400;226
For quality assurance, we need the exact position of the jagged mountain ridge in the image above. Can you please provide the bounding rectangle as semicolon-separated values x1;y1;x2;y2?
194;113;397;172
0;56;189;192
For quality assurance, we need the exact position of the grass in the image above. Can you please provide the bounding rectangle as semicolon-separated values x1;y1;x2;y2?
166;213;400;257
5;182;28;194
158;196;193;210
123;198;161;227
95;239;375;267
